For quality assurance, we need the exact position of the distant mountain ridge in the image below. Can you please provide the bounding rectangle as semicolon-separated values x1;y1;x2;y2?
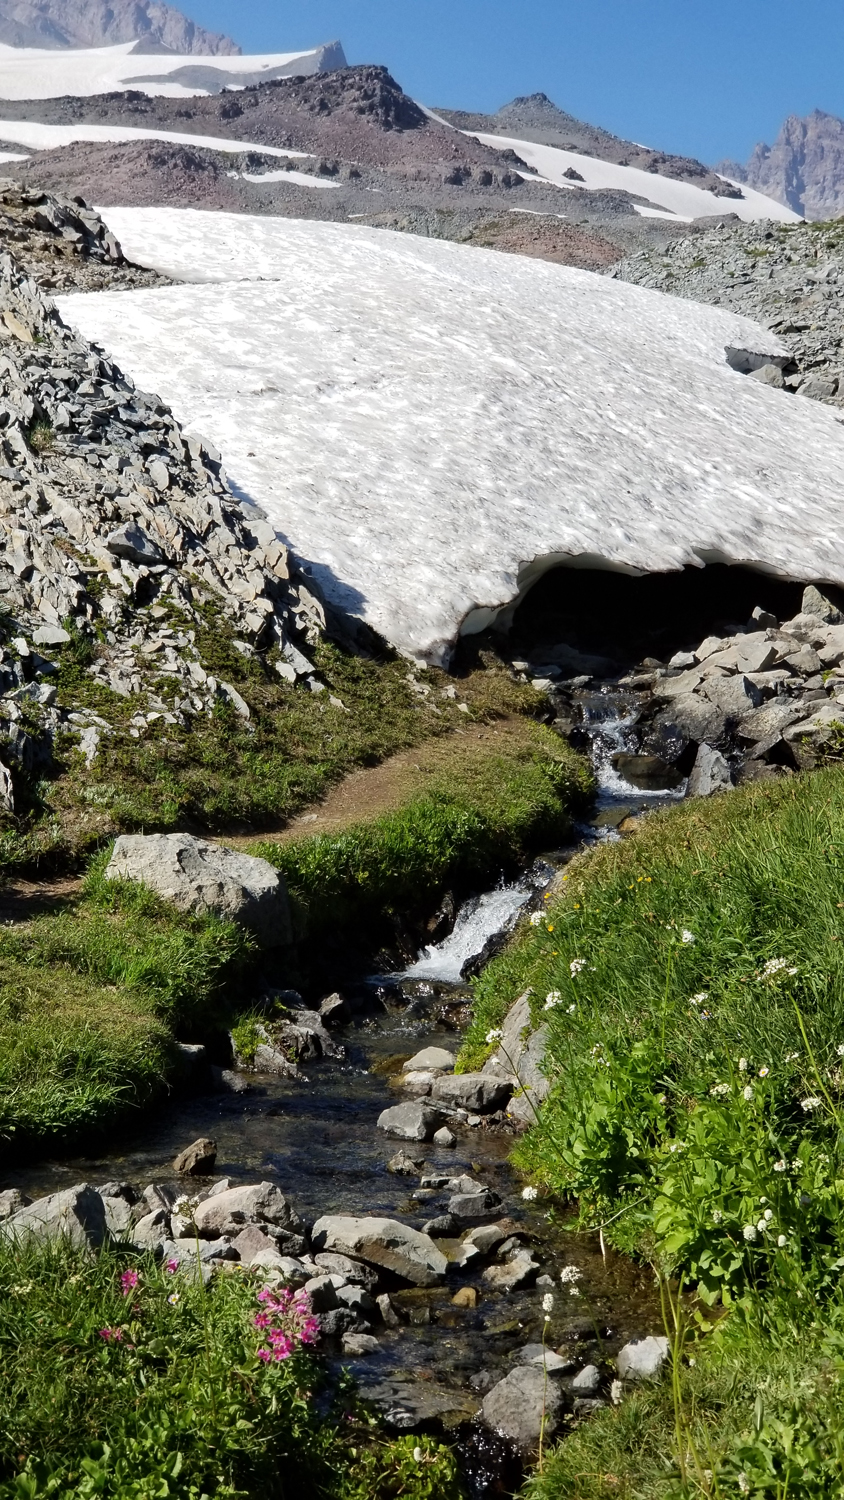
716;110;844;221
436;91;741;197
0;0;240;53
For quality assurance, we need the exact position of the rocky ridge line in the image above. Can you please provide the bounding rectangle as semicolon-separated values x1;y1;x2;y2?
0;0;239;54
610;217;844;405
716;110;844;222
0;193;328;803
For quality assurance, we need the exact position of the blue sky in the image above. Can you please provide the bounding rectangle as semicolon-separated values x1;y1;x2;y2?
188;0;844;166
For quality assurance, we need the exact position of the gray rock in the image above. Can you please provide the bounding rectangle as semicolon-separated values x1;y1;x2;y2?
484;989;549;1127
313;1252;380;1290
802;583;841;622
336;1284;376;1315
431;1073;513;1113
103;1197;135;1237
105;520;162;565
515;1344;575;1374
402;1047;455;1073
193;1182;303;1239
173;1137;217;1175
209;1065;253;1094
132;1208;172;1251
433;1126;457;1148
481;1366;563;1456
387;1149;424;1175
31;625;70;646
448;1191;501;1220
466;1224;508;1255
230;1224;274;1265
656;693;726;745
342;1332;380;1356
572;1363;601;1394
250;1248;307;1278
738;640;778;673
738;699;805;742
319;992;349;1026
311;1215;448;1286
422;1214;461;1237
377;1292;401;1327
198;1238;239;1262
482;1251;539;1292
318;1307;362;1338
105;833;291;947
377;1100;442;1141
782;646;823;676
0;1188;31;1220
617;1335;670;1380
0;1185;107;1250
701;673;763;717
686;743;733;798
304;1275;339;1312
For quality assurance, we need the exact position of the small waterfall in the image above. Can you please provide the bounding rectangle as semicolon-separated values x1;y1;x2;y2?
403;880;534;984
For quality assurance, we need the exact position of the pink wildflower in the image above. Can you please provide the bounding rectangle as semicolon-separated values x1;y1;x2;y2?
165;1259;179;1275
120;1270;139;1295
99;1327;123;1343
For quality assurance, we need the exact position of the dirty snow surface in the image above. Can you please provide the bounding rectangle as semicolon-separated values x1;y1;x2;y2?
0;118;312;159
0;41;337;99
471;132;800;225
57;207;844;663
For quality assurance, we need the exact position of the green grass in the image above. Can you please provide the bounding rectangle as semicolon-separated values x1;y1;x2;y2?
0;861;253;1147
0;1240;464;1499
460;768;844;1496
256;724;594;945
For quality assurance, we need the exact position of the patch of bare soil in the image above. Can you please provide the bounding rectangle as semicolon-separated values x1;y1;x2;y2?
464;213;624;269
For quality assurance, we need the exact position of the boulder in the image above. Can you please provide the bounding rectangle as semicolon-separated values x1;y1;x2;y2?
319;992;349;1027
132;1208;172;1251
481;1366;563;1456
701;674;763;717
431;1073;513;1113
105;833;291;947
617;1334;670;1381
433;1126;457;1148
802;584;841;622
572;1363;601;1394
193;1182;303;1239
231;1224;274;1265
484;989;549;1127
686;744;733;798
386;1149;425;1174
377;1100;442;1141
655;694;726;745
311;1215;448;1286
466;1224;508;1255
515;1344;574;1374
448;1191;501;1220
0;1188;31;1220
173;1137;217;1175
0;1185;107;1250
482;1251;539;1292
342;1332;380;1356
737;699;805;742
313;1252;379;1291
303;1274;339;1312
402;1047;455;1073
105;519;162;565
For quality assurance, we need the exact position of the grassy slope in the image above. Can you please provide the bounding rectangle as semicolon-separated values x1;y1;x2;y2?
0;1240;464;1500
462;769;844;1496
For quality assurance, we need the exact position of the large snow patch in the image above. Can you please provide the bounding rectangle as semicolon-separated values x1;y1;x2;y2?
470;132;800;226
0;40;344;100
57;207;844;663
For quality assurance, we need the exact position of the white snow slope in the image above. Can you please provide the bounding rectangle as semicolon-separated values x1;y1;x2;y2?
0;40;340;100
57;207;844;664
470;132;800;225
0;118;312;158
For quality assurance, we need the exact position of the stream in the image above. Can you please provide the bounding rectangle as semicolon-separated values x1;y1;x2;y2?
5;686;681;1490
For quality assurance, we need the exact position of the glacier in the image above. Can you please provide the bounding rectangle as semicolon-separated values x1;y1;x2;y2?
57;206;844;664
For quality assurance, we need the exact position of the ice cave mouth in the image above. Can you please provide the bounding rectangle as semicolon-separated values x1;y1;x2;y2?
464;562;815;675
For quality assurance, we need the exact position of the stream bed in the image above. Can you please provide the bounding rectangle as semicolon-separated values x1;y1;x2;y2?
4;687;681;1487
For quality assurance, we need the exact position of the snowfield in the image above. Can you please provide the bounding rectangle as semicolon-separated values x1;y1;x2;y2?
0;118;312;159
0;40;343;100
57;207;844;663
470;132;801;225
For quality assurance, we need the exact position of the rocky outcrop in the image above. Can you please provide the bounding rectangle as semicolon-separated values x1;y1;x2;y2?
105;833;292;946
0;1183;107;1248
718;111;844;221
0;0;239;53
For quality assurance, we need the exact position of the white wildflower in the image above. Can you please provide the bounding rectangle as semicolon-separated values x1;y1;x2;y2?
759;958;797;981
712;1209;723;1223
413;1447;424;1464
743;1085;754;1102
773;1159;787;1173
742;1224;757;1242
541;1293;554;1314
167;1292;180;1306
610;1379;623;1405
838;1044;844;1057
764;1208;773;1221
567;1003;576;1014
544;992;562;1010
710;1082;730;1097
521;1186;538;1201
529;912;543;927
738;1475;750;1496
486;1028;503;1044
689;992;709;1005
756;1218;768;1233
785;1052;800;1063
738;1058;748;1072
560;1265;582;1285
758;1066;770;1078
777;1235;788;1248
681;929;695;945
801;1097;822;1112
570;958;587;976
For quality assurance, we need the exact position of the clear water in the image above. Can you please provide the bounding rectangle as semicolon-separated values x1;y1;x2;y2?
403;882;534;983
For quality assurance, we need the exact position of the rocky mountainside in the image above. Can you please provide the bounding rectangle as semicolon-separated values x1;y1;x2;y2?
0;0;239;53
437;91;741;197
716;110;844;221
612;217;844;403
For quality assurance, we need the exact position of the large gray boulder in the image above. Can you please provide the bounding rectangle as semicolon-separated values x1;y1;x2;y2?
617;1334;670;1381
484;989;549;1127
193;1182;303;1239
105;833;291;947
377;1100;443;1141
481;1366;564;1455
0;1185;107;1250
687;743;734;798
311;1215;448;1286
431;1073;513;1113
